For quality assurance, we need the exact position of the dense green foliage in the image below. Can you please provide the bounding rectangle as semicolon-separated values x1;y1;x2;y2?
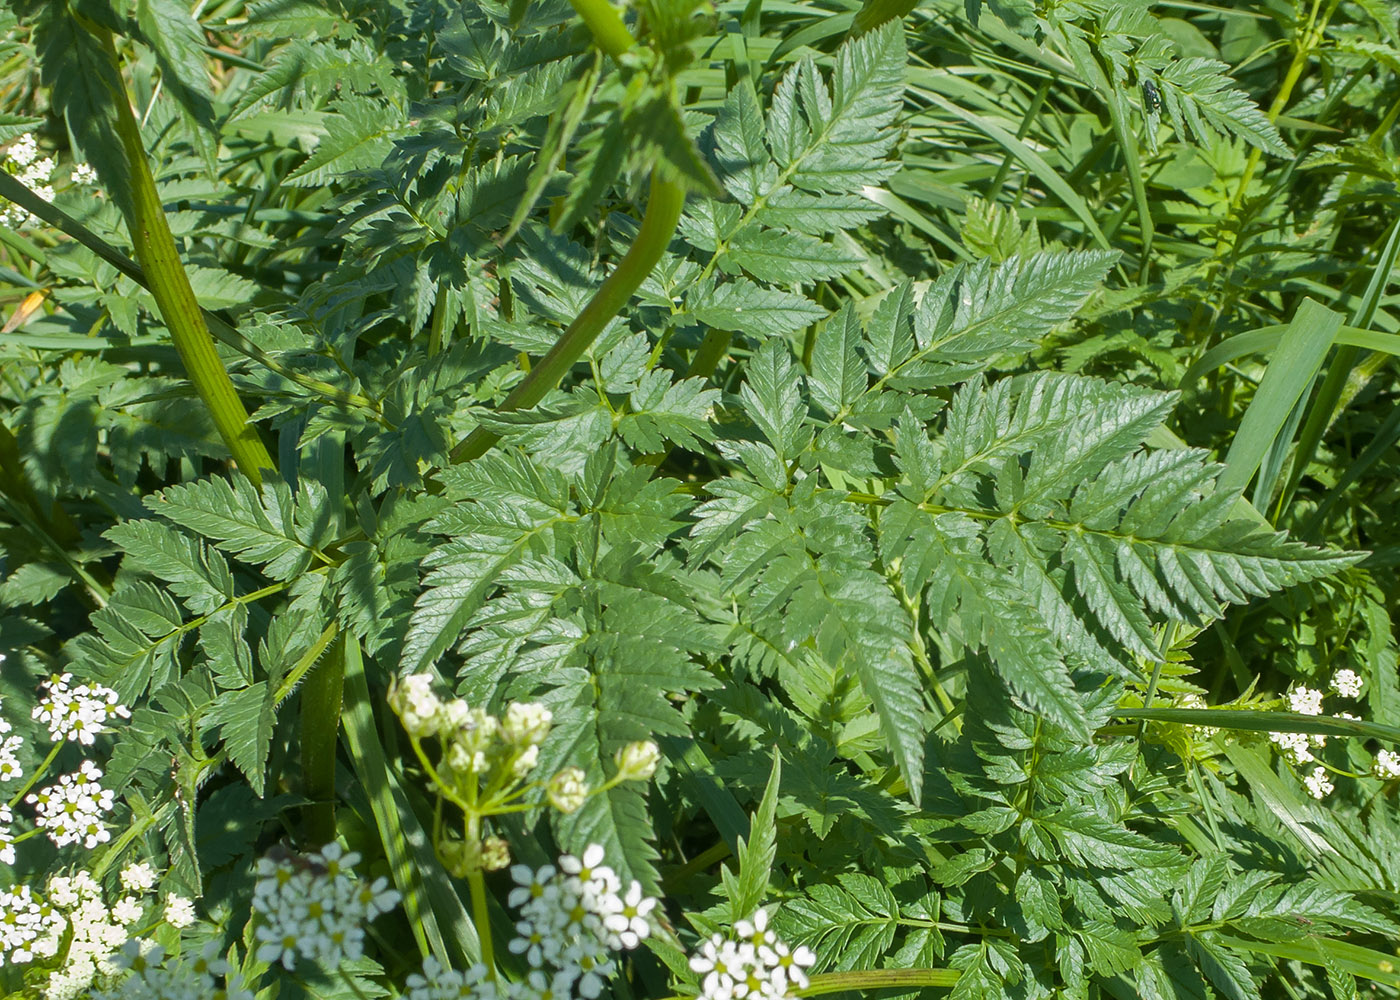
2;0;1400;997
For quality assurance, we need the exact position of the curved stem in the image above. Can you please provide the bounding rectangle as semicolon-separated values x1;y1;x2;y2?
91;25;276;486
7;740;63;809
567;0;635;61
450;174;685;463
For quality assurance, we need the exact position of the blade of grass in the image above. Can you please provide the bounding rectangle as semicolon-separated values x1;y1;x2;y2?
1216;297;1342;499
1215;935;1400;991
907;88;1112;250
1299;404;1400;539
1182;324;1400;386
1115;707;1400;745
655;736;751;855
1277;216;1400;515
1220;741;1335;858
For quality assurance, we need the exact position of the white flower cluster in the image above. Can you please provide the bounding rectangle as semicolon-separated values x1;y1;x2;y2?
95;939;255;1000
2;133;55;229
1267;673;1374;799
390;675;552;785
1269;730;1317;766
251;842;400;971
1303;765;1335;801
26;760;115;849
1331;668;1364;699
0;698;24;783
1;134;100;230
393;677;545;775
0;884;63;968
1374;749;1400;780
33;673;131;745
507;844;655;993
689;908;816;1000
396;845;656;1000
0;804;14;866
35;868;157;1000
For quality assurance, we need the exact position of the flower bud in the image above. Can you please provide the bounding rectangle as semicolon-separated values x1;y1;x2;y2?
437;837;479;877
388;673;443;739
503;702;552;747
482;836;511;871
614;740;661;781
512;743;540;779
547;767;589;813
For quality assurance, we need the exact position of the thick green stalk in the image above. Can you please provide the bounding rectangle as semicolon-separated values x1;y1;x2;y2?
451;173;686;462
301;634;346;845
93;27;275;486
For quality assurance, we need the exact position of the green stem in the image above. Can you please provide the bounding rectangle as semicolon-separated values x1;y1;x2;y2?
450;174;685;462
653;968;961;1000
301;634;347;845
465;816;497;979
567;0;635;61
7;739;63;809
91;26;276;486
0;171;380;417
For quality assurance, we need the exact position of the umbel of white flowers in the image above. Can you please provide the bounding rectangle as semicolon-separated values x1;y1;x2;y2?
395;844;659;1000
251;843;401;970
387;672;662;875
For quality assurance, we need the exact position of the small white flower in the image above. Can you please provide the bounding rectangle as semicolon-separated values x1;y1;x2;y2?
71;162;98;186
560;844;621;907
735;908;775;952
164;894;196;928
112;896;144;925
614;740;661;781
1331;669;1364;699
8;133;38;167
120;862;157;894
1304;765;1335;800
602;880;656;950
509;863;560;910
1287;686;1325;716
1374;749;1400;780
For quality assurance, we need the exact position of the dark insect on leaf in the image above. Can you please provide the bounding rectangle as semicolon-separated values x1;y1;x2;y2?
265;842;330;876
1142;78;1162;115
